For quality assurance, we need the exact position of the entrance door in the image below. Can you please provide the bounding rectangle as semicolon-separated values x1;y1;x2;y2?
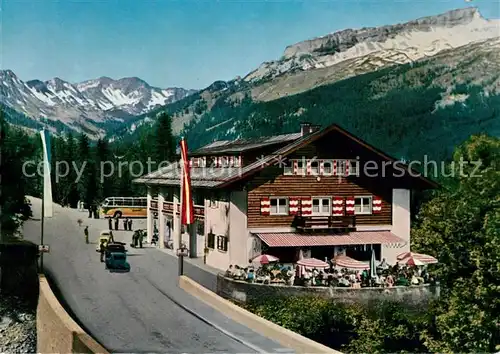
312;197;331;215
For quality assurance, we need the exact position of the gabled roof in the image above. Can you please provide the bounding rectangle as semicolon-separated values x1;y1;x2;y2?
190;132;302;155
133;123;439;189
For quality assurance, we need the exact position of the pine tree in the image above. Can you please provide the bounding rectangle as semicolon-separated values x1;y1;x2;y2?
0;108;35;232
76;133;92;205
154;112;175;163
95;138;114;200
64;133;79;207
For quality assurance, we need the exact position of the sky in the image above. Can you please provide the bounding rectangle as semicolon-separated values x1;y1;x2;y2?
1;0;499;89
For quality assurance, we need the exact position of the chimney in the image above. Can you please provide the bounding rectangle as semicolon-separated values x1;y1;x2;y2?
300;122;320;136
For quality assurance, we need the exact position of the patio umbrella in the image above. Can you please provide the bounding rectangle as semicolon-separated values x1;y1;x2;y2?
296;258;329;269
399;256;425;266
332;255;369;270
369;249;377;278
252;254;279;265
397;252;438;264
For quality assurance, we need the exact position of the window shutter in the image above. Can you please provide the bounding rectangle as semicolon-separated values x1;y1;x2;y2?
289;197;300;215
345;160;350;176
293;160;298;175
345;197;355;215
332;196;344;216
373;196;382;214
319;160;324;175
333;160;337;176
260;198;270;216
229;156;234;167
306;160;312;175
300;198;312;215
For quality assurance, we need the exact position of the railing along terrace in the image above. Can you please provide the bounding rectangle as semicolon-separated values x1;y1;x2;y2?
294;215;356;230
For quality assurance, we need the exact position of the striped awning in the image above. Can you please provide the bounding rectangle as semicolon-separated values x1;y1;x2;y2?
254;231;404;247
332;255;369;270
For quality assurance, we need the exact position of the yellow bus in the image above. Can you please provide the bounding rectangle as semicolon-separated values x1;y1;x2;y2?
100;197;147;218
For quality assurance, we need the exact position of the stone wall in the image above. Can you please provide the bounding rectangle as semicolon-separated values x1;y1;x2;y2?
37;275;108;353
216;275;439;305
0;240;39;299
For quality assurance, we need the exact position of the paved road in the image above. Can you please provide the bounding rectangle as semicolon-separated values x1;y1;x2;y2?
23;198;291;353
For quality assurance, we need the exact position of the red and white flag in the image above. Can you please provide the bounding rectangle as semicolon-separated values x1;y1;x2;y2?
180;137;194;225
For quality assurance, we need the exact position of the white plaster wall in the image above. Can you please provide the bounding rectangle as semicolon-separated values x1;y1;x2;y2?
146;187;153;244
204;198;231;270
382;188;411;265
158;190;166;249
228;190;249;267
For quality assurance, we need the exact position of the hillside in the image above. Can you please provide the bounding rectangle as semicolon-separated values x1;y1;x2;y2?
109;7;499;140
0;71;196;137
114;36;499;163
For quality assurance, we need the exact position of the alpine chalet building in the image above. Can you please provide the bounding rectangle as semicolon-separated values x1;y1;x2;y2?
133;123;437;270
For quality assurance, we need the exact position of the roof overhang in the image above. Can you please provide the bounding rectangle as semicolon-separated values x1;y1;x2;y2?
254;231;406;248
217;123;440;189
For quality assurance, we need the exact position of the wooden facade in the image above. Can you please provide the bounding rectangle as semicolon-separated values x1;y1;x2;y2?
243;131;409;229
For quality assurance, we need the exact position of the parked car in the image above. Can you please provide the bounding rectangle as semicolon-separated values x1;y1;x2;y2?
95;230;112;252
105;252;130;272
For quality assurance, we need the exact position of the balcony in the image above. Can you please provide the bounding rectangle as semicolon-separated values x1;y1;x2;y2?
294;215;356;231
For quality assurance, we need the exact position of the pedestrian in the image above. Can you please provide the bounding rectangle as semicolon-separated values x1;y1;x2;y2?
114;217;119;231
138;230;143;248
123;218;128;230
99;239;106;262
84;226;89;244
87;203;92;218
108;217;112;230
128;219;133;231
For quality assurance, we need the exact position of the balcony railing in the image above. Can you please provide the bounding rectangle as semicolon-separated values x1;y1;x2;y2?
294;215;356;231
162;201;205;219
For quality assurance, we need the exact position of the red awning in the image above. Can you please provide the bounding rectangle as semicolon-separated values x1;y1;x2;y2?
333;255;370;270
255;231;404;247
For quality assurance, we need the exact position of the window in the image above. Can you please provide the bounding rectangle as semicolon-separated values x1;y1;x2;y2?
283;161;293;175
207;232;215;249
323;160;332;175
312;197;331;215
217;235;228;252
354;196;372;215
197;221;204;235
349;160;359;176
194;193;204;206
270;198;288;215
296;160;305;175
337;160;347;176
221;156;229;167
311;160;319;175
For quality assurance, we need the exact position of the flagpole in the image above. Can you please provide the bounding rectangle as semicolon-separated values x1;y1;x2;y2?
40;152;45;272
179;154;184;251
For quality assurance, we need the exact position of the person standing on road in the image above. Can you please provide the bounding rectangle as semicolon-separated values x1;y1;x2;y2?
108;217;112;230
128;219;133;231
138;230;143;248
99;239;106;262
123;218;128;230
114;217;119;230
84;226;89;244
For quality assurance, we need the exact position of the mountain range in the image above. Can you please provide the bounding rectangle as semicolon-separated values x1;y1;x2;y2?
0;71;196;137
1;6;499;154
110;7;499;139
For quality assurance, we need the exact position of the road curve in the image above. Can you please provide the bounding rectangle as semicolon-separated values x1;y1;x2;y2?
23;198;290;353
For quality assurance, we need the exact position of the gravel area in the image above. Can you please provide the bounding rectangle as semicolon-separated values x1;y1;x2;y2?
0;296;36;353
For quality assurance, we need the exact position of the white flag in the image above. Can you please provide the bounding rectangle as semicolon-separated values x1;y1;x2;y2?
40;130;53;217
